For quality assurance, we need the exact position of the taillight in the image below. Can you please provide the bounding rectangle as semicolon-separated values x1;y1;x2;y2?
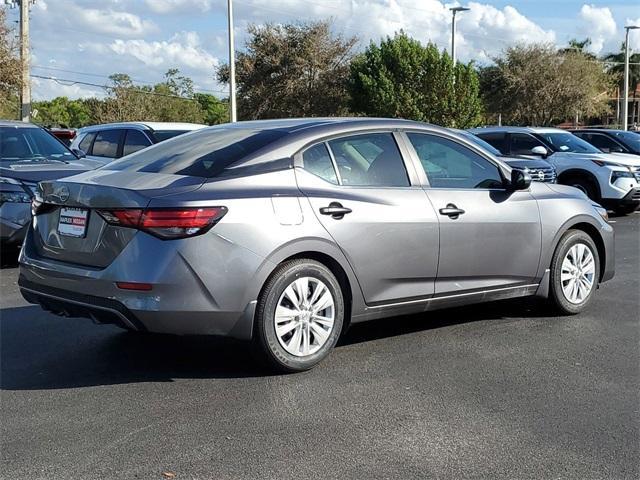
97;207;227;239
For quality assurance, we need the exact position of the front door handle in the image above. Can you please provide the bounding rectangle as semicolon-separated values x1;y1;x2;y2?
320;202;352;219
439;203;465;219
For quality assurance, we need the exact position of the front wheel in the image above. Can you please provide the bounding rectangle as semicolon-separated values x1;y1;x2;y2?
549;230;600;315
254;259;344;372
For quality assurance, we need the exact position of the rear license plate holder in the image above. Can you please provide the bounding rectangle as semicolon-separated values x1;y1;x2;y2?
57;207;89;238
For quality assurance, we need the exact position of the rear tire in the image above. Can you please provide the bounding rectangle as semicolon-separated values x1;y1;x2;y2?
549;230;600;315
563;175;600;203
254;259;344;373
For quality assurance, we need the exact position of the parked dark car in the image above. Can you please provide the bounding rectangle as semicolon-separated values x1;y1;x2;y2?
1;121;94;247
454;129;556;182
570;129;640;155
46;127;76;146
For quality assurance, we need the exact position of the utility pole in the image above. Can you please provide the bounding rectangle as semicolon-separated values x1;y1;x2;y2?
449;6;470;66
227;0;237;122
623;25;639;130
19;0;32;122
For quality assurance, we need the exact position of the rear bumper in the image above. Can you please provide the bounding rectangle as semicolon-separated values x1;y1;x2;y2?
19;277;257;339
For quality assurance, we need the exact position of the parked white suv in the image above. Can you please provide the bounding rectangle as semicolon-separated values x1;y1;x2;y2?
469;126;640;215
70;122;207;167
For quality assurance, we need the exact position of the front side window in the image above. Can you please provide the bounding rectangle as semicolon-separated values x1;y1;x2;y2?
92;130;122;158
475;132;507;153
326;133;409;187
123;129;152;156
579;133;624;152
302;143;338;184
510;133;546;155
407;133;504;189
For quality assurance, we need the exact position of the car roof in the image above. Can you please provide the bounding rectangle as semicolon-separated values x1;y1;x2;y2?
569;128;626;134
468;126;566;134
78;122;207;132
0;120;40;128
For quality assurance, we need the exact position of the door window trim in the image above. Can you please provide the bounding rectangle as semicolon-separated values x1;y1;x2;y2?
293;129;422;188
397;129;510;190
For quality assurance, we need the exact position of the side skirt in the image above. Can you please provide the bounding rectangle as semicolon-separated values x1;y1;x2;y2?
351;283;540;324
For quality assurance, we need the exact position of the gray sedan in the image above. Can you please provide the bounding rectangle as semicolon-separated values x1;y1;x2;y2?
19;118;614;371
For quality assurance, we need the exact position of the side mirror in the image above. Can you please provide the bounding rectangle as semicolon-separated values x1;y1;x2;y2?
71;148;86;158
530;146;548;157
509;168;532;191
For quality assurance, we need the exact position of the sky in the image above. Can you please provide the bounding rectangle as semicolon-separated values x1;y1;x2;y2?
4;0;640;101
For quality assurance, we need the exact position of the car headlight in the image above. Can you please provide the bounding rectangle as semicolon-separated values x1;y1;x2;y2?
593;204;609;222
610;169;634;183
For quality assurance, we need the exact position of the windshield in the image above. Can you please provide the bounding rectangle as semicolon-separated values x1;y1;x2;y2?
535;132;600;154
457;130;501;156
106;126;288;177
0;126;76;162
611;131;640;151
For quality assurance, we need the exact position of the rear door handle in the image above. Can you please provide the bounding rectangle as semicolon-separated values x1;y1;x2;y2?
320;202;352;219
439;203;465;219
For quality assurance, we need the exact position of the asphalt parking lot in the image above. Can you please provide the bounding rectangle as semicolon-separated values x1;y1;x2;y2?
1;213;639;480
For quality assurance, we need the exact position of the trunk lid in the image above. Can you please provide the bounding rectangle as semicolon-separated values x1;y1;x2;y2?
32;170;206;268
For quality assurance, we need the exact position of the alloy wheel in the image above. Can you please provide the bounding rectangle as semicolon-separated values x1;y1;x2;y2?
274;277;335;357
560;243;596;304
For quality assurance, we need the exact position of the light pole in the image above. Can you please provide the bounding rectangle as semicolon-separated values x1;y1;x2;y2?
623;25;639;130
4;0;34;122
227;0;237;123
450;6;470;66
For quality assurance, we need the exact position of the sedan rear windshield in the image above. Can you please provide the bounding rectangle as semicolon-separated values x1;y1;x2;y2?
1;126;76;162
105;127;288;177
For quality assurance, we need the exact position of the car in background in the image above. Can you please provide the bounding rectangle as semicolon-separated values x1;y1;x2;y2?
454;129;556;183
1;121;94;247
19;118;614;372
70;122;206;166
46;127;76;146
569;129;640;156
468;126;640;215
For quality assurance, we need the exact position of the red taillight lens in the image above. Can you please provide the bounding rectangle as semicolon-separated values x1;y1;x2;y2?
116;282;153;291
98;207;227;239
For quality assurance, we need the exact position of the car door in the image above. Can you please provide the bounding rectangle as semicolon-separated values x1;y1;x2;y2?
403;131;542;296
294;131;440;305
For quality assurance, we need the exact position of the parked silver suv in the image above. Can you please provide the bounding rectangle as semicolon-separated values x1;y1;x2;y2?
20;119;614;371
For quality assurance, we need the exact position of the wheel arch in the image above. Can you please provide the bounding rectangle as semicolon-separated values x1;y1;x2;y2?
557;169;602;200
250;239;365;337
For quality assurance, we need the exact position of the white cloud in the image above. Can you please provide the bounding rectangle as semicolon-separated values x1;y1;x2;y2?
578;4;617;54
108;31;219;71
144;0;215;14
76;8;158;37
626;18;640;51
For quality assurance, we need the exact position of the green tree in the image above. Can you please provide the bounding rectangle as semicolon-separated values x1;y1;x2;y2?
0;6;20;119
32;97;92;127
194;93;228;125
348;32;482;128
217;20;357;119
603;43;640;93
480;43;613;126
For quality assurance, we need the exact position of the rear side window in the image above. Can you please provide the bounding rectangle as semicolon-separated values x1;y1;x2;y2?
302;143;338;184
78;132;96;154
92;130;122;158
476;132;507;153
152;130;189;142
327;133;409;187
407;133;503;189
123;129;152;156
578;133;623;152
105;127;288;178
